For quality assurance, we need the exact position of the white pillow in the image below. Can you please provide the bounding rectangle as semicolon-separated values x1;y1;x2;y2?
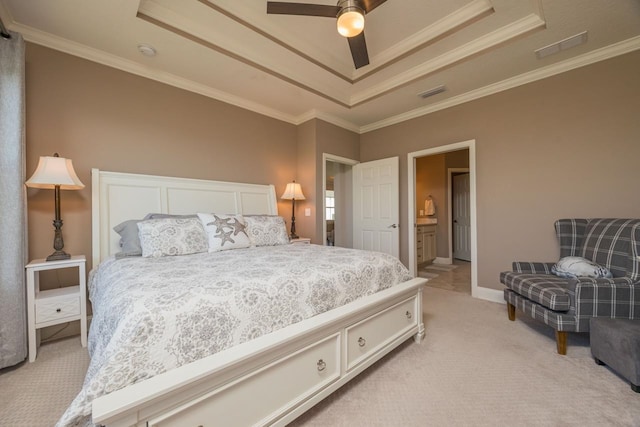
197;213;251;252
551;256;613;279
244;215;290;246
137;217;208;258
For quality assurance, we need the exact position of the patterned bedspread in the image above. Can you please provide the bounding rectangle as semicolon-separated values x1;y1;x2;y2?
57;244;412;426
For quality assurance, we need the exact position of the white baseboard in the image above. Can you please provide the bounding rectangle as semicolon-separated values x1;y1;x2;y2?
472;287;504;304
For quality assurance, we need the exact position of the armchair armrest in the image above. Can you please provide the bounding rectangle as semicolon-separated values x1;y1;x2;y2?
571;277;639;320
512;261;556;274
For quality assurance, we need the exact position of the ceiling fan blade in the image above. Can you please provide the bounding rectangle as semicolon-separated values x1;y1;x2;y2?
267;2;340;17
360;0;387;13
348;31;370;69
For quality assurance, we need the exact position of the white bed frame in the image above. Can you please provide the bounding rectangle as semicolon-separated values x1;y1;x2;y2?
90;169;426;427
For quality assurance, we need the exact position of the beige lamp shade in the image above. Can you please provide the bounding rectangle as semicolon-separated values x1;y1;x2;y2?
26;155;84;190
281;182;305;200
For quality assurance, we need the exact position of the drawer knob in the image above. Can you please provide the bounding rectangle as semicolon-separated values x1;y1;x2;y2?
317;359;326;372
358;337;366;347
406;310;412;319
56;308;62;313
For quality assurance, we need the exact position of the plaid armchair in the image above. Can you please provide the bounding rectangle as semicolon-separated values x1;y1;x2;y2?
500;218;640;355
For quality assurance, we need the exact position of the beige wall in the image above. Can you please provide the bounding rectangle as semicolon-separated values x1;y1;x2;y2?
295;119;360;244
361;50;640;290
294;120;317;241
25;43;297;276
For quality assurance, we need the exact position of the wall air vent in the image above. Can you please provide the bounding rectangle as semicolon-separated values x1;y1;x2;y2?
418;85;446;99
535;31;588;60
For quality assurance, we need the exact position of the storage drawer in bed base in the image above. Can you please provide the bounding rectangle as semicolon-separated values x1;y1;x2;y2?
148;334;341;427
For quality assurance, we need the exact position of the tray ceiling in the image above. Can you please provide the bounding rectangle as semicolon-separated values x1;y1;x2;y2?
1;0;639;132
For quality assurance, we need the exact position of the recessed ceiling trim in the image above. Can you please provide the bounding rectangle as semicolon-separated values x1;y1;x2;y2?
137;12;351;109
360;35;640;133
197;0;352;83
199;0;494;83
353;0;494;81
350;13;546;106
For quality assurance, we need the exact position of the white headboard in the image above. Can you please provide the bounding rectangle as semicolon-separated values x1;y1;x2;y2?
91;169;278;266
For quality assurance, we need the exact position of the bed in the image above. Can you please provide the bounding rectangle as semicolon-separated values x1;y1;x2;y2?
62;169;426;427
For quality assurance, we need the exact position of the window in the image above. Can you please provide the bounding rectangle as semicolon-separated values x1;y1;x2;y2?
325;190;335;220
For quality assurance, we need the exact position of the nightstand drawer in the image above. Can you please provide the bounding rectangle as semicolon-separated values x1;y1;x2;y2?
36;287;81;323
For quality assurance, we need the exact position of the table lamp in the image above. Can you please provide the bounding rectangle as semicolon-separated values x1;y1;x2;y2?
26;153;84;261
281;181;305;239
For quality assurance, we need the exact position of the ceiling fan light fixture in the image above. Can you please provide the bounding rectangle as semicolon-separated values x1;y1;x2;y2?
337;2;365;38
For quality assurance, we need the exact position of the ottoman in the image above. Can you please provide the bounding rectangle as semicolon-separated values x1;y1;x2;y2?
590;318;640;393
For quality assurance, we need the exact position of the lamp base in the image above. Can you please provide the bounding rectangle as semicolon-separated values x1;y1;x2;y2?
289;232;299;240
46;250;71;262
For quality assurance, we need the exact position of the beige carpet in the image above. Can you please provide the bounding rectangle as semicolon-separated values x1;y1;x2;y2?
0;335;89;427
2;287;639;427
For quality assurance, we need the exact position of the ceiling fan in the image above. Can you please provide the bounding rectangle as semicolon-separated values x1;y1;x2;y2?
266;0;388;69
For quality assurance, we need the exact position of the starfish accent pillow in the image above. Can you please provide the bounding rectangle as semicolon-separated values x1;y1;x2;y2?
197;213;251;252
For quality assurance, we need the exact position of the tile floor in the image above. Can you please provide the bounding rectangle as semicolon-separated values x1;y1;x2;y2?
419;259;471;294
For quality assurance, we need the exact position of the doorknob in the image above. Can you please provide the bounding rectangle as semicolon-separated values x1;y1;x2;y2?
389;224;398;229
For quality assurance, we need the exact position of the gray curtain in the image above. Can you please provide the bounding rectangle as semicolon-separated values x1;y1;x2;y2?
0;31;27;368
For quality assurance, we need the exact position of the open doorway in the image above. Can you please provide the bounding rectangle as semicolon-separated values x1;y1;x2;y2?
322;154;358;248
407;140;479;298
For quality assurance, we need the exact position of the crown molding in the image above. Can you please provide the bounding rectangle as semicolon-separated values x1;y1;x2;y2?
294;110;361;134
360;35;640;133
12;22;301;125
353;0;494;81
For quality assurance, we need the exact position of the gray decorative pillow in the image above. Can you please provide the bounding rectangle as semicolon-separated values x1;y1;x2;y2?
113;214;198;259
551;256;613;279
244;215;290;246
197;213;251;252
137;217;208;258
113;215;152;258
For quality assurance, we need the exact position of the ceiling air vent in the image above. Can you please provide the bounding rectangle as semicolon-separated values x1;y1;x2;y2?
418;85;446;99
535;31;588;60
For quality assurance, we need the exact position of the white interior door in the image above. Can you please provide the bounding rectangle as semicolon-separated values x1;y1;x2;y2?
453;173;471;261
353;157;399;257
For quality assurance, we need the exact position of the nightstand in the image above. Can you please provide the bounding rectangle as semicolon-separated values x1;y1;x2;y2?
25;255;87;362
290;237;311;245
